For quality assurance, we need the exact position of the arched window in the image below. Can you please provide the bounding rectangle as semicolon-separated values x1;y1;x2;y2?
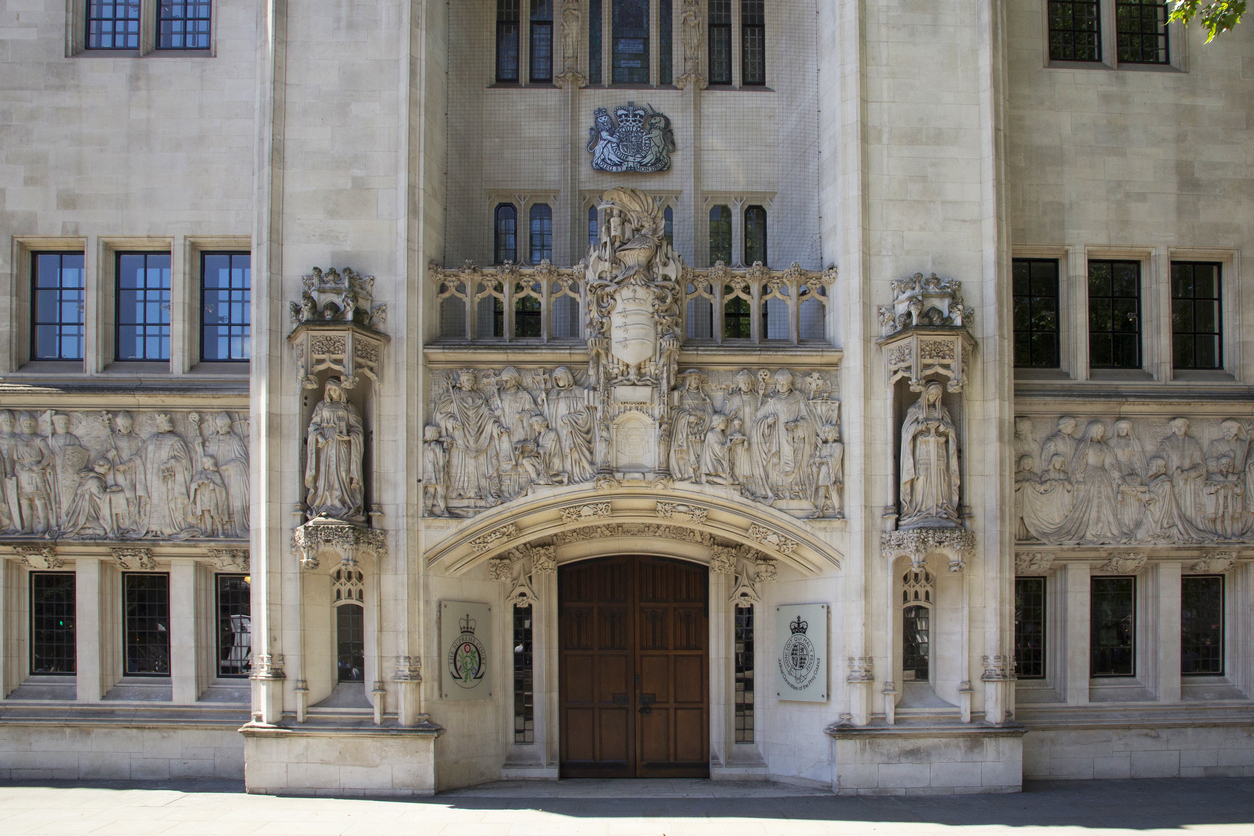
709;205;732;265
744;205;767;266
514;279;542;338
494;203;517;264
497;0;521;83
664;206;674;249
529;204;553;264
530;0;553;83
902;568;934;684
612;0;649;84
333;567;365;684
709;0;731;85
742;0;766;85
588;205;599;249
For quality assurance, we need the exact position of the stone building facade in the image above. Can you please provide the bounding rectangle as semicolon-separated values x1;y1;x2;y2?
0;0;1251;795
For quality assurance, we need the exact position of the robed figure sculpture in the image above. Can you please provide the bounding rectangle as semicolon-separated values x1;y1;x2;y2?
304;378;365;521
899;381;960;528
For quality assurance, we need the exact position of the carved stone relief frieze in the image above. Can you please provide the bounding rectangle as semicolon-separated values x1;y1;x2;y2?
1015;415;1254;547
11;544;63;569
1189;551;1237;574
0;409;249;542
1096;552;1148;575
1014;552;1055;575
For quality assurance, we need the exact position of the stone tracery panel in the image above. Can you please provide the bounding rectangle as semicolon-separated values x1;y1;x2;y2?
1015;414;1254;546
0;408;248;541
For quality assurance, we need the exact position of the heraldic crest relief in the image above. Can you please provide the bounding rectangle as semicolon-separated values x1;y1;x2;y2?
588;102;676;173
775;603;828;701
441;601;491;700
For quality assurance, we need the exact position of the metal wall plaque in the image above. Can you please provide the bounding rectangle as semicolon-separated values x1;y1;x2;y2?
588;102;675;173
775;603;828;702
441;601;492;700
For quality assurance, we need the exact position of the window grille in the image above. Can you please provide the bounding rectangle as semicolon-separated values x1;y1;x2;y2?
1091;576;1135;676
741;0;765;85
530;0;553;82
1088;260;1141;369
722;277;753;340
336;603;365;682
529;204;553;264
708;0;732;84
734;605;754;743
513;605;535;743
1171;262;1222;370
744;205;767;266
903;605;930;682
494;204;518;264
514;279;544;339
709;205;732;265
157;0;212;50
1181;575;1223;675
201;252;251;362
332;566;365;604
497;0;521;82
1048;0;1101;61
87;0;141;49
124;573;170;676
1012;258;1060;368
30;573;76;675
116;252;172;362
1014;576;1046;679
612;0;650;84
31;252;86;361
216;574;251;677
1116;0;1168;64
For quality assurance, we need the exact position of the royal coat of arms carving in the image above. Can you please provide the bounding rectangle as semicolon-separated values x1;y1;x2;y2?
587;103;675;173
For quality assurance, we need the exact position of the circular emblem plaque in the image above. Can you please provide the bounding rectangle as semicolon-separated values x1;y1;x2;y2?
447;613;486;690
778;614;819;691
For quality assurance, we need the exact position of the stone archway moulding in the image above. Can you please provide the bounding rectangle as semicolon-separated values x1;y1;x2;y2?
424;485;842;576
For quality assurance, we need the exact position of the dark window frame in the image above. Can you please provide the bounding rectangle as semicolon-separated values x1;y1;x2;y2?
1014;576;1047;679
741;0;765;85
1048;0;1102;62
529;203;553;264
513;604;535;743
494;203;518;264
156;0;212;50
744;204;767;266
336;602;366;683
611;0;650;85
708;0;732;84
1088;259;1142;370
734;604;754;743
1013;258;1061;369
497;0;522;83
529;0;553;83
659;0;673;84
708;204;732;265
588;0;603;84
123;572;171;677
200;251;251;363
1091;576;1136;677
1116;0;1169;64
115;251;172;362
1171;261;1222;371
902;603;931;683
216;574;251;678
663;206;674;248
30;572;76;676
87;0;141;50
1181;575;1224;676
31;251;87;362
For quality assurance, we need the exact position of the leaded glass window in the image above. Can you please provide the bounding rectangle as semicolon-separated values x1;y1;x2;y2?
744;205;767;266
589;0;603;84
709;0;732;84
612;0;649;84
513;605;535;743
337;603;365;683
1088;259;1141;369
32;252;86;361
529;204;553;264
1013;258;1060;368
709;205;732;265
124;573;170;676
494;204;518;264
87;1;140;50
1171;262;1222;371
1091;576;1135;677
723;294;751;340
497;0;521;82
201;252;251;362
216;575;251;678
30;573;75;675
664;206;674;248
157;1;212;50
116;252;172;362
741;0;765;85
1014;577;1046;679
734;605;754;743
530;0;553;82
1182;575;1223;676
1048;0;1101;61
903;605;931;682
588;205;599;249
659;0;673;84
1116;0;1168;64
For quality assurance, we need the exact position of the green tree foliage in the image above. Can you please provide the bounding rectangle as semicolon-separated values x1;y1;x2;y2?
1169;0;1247;41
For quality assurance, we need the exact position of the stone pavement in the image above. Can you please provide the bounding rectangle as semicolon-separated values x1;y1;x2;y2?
0;777;1250;835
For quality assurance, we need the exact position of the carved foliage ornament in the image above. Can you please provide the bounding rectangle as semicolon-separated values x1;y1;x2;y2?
881;527;975;571
12;545;63;570
292;521;386;570
1014;552;1055;575
588;103;676;173
1096;552;1148;575
1189;551;1236;574
111;547;156;570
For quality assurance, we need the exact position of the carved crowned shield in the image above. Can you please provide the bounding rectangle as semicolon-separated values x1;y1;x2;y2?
587;103;676;174
609;283;657;368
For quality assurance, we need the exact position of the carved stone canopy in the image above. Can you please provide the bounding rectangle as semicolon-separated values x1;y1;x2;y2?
881;527;975;572
289;267;389;392
292;519;386;571
879;273;975;394
290;267;387;331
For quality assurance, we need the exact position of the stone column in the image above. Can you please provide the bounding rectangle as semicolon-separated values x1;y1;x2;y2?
75;557;104;702
1063;562;1090;706
170;559;197;704
1155;562;1182;703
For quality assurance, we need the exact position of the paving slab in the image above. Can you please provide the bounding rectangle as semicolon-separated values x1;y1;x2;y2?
0;777;1249;836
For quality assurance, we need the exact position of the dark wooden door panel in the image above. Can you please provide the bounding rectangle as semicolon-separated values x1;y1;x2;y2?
559;555;708;778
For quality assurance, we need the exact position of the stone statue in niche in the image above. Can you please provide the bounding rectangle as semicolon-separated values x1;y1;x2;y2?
898;381;960;528
809;424;845;520
681;0;702;75
560;0;580;71
304;377;366;522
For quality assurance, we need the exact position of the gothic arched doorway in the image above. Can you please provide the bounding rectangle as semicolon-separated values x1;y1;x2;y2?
558;555;709;778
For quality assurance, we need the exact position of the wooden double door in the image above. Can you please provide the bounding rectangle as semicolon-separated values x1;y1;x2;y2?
559;556;709;778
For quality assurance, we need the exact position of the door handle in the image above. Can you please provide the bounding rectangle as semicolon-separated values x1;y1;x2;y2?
638;693;655;714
